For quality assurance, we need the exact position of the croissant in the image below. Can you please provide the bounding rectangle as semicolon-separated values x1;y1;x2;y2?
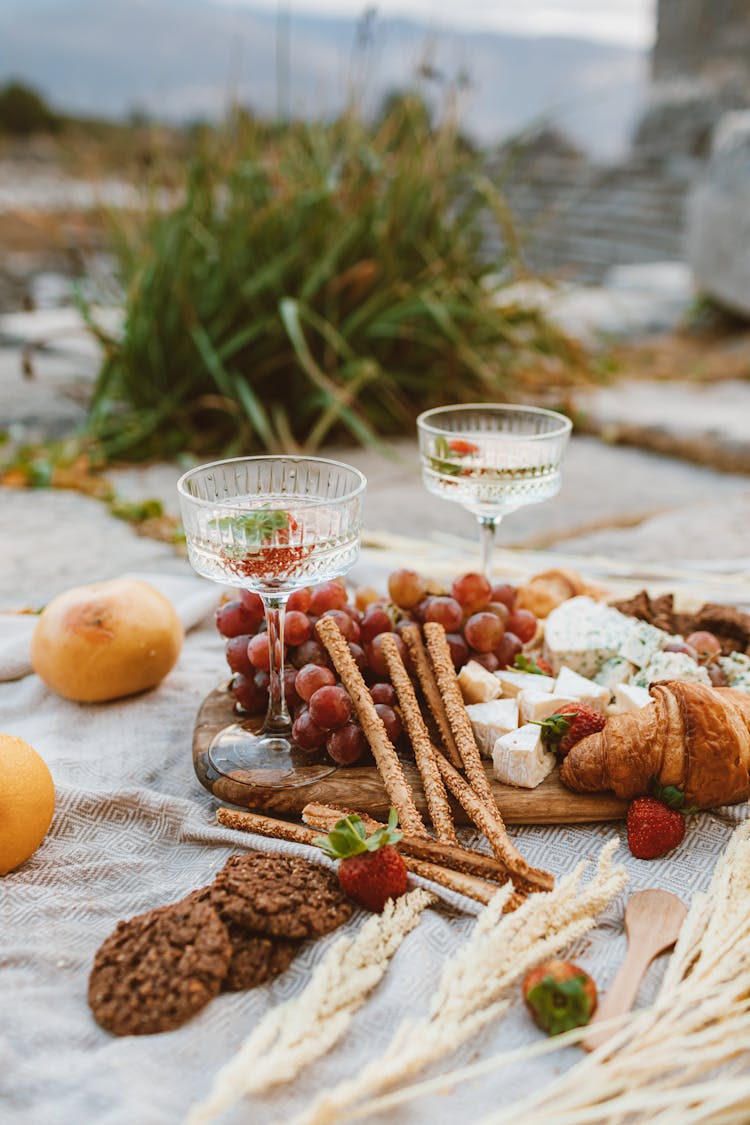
560;680;750;809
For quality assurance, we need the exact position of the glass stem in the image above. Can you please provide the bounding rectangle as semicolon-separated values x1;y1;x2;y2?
262;593;290;735
478;515;499;579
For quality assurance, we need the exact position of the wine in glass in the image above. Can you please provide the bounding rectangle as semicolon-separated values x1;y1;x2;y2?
417;404;571;577
178;455;366;790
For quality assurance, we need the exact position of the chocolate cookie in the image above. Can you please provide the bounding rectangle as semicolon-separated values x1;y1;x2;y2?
210;853;352;939
222;926;297;992
88;897;231;1036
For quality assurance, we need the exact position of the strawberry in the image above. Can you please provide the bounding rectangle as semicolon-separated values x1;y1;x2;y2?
626;784;693;859
522;959;598;1036
448;438;479;456
513;653;554;677
536;704;606;758
314;807;408;913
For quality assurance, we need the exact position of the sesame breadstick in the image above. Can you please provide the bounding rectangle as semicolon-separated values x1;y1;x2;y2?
423;621;496;806
380;633;458;845
216;808;506;908
401;624;463;769
315;615;427;838
302;801;527;889
434;751;554;893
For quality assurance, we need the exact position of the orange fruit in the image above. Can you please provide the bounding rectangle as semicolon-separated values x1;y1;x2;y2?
0;735;55;875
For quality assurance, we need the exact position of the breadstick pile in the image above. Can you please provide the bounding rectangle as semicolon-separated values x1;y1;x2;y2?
217;614;553;908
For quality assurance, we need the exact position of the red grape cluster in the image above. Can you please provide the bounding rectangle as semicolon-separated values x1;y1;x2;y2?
214;568;537;767
214;579;403;767
386;568;537;674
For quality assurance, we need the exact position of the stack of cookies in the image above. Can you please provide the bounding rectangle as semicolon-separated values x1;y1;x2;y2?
88;852;352;1036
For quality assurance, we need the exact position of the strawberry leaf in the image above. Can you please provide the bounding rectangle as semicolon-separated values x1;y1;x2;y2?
533;712;573;754
314;808;402;860
525;973;594;1036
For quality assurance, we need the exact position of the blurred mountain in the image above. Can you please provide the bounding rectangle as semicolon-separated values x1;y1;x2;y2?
0;0;648;159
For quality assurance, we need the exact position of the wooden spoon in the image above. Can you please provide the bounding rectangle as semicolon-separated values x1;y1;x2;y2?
583;888;687;1052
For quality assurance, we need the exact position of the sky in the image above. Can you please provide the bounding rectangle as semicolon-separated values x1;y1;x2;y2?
222;0;657;48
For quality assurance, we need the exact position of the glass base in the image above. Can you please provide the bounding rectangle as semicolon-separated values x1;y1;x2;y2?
207;722;337;790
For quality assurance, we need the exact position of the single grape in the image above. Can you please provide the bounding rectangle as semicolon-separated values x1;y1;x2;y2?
707;663;729;687
294;639;330;669
471;650;500;672
295;663;336;702
320;608;360;643
309;684;352;730
293;710;327;751
287;587;312;613
355;586;381;612
367;631;406;677
685;631;722;661
282;667;301;709
247;632;273;670
231;672;267;713
664;641;699;660
310;581;348;614
464;611;504;653
284;610;312;647
451;572;492;614
495;631;523;668
445;632;470;669
326;723;367;765
239;588;264;620
388;568;428;609
490;583;516;610
360;606;393;645
225;634;253;675
341;604;362;622
348;641;367;670
215;599;260;638
507;609;538;644
370;682;397;706
486;601;511;626
424;596;463;632
374;703;402;742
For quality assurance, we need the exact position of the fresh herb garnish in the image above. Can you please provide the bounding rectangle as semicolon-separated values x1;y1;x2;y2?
210;508;290;549
514;654;545;675
427;435;463;477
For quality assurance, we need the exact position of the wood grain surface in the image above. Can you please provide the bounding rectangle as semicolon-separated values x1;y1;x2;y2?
193;686;628;825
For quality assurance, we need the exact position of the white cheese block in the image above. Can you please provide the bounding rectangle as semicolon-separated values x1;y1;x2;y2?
719;652;750;694
543;596;633;678
554;666;611;715
613;683;654;713
594;656;636;698
619;619;669;669
458;659;503;704
492;724;556;789
495;669;555;698
466;698;519;757
517;690;580;725
632;650;711;688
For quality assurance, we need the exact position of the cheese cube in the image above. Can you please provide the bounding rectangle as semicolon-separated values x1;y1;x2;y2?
518;690;579;725
554;666;611;715
619;620;668;669
543;596;632;677
458;659;502;704
594;656;636;698
466;698;519;757
492;724;556;789
632;651;711;688
495;669;555;698
719;652;750;693
613;683;653;713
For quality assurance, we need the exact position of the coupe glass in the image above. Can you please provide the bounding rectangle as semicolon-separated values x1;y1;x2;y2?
178;456;366;789
417;404;572;578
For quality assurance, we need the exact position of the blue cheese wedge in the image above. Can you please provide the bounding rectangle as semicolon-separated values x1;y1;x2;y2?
594;656;636;698
613;683;653;713
492;724;556;788
495;669;555;698
466;698;519;757
719;652;750;694
458;660;502;704
543;596;632;677
619;619;669;668
632;650;711;688
518;690;580;724
554;666;611;715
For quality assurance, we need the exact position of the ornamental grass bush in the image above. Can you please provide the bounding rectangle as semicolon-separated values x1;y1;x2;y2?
84;99;586;460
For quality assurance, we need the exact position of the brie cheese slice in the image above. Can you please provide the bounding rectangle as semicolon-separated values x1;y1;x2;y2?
492;724;556;789
466;698;519;757
613;683;653;713
517;690;579;725
554;666;611;715
458;659;502;705
495;669;555;698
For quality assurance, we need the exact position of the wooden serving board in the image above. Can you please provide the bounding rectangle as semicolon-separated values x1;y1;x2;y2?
193;686;628;825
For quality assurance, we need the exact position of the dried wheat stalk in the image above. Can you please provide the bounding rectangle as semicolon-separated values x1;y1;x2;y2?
287;841;627;1125
186;888;434;1125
